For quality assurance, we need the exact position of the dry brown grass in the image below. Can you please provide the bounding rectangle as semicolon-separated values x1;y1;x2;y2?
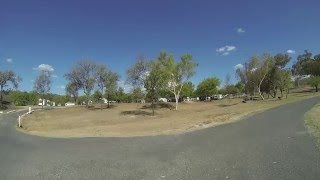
20;91;320;137
305;102;320;148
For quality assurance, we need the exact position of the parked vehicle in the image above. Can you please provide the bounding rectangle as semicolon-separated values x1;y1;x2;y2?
213;94;223;100
158;98;168;102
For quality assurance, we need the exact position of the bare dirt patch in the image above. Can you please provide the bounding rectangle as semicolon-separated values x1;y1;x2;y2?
20;92;320;137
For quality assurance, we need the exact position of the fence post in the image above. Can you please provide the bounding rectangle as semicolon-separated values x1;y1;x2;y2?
18;116;21;127
29;107;31;114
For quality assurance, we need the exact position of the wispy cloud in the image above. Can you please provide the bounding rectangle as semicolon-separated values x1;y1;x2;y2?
52;74;58;78
222;52;230;56
57;85;65;89
6;58;13;63
286;50;296;54
216;45;236;56
234;64;244;70
33;64;54;72
237;28;245;33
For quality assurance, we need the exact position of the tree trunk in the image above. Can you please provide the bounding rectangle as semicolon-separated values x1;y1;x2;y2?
257;86;264;100
316;86;319;92
175;94;179;111
151;99;155;116
107;93;110;108
280;89;283;97
74;97;77;105
86;95;89;108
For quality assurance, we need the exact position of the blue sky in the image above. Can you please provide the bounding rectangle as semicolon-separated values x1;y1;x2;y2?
1;0;320;94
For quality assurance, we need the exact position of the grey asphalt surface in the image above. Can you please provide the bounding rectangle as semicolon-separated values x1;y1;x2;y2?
0;98;320;180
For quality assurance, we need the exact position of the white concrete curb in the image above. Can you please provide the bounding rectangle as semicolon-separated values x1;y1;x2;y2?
18;107;34;128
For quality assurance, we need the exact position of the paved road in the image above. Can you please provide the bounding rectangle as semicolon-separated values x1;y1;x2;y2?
1;98;320;180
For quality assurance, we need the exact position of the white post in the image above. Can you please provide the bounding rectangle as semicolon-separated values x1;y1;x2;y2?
18;116;21;127
29;107;31;114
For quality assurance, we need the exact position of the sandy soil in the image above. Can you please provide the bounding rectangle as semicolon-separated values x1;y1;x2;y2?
20;91;319;137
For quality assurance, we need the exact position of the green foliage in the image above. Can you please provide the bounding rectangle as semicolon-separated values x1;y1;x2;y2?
51;94;69;105
157;51;198;110
237;53;289;99
92;90;103;103
225;85;239;94
196;77;220;96
235;82;245;93
0;70;22;105
131;87;145;102
9;91;38;106
34;71;51;97
309;76;320;92
181;81;195;97
292;51;320;76
65;60;97;107
65;82;79;103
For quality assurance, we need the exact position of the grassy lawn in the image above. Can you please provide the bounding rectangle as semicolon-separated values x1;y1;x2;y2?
305;102;320;148
20;91;319;137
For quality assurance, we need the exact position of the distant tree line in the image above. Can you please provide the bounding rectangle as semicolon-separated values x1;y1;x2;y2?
1;50;320;110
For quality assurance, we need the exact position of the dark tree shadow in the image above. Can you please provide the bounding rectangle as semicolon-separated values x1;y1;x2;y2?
87;104;116;110
218;103;239;107
141;102;174;110
121;110;154;116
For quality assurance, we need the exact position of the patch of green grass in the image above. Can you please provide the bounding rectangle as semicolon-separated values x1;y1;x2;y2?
305;103;320;148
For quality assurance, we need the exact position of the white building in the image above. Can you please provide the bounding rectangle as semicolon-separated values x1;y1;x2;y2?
38;99;51;106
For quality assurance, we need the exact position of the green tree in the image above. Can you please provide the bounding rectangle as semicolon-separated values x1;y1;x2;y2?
276;70;293;97
236;54;275;100
65;82;79;104
131;87;145;103
144;61;167;115
263;53;291;97
196;77;220;97
235;82;245;93
92;90;103;103
127;56;164;115
225;85;239;95
115;87;126;102
104;71;119;108
158;51;198;110
34;71;52;109
309;76;320;92
0;70;21;106
65;60;97;107
181;81;195;97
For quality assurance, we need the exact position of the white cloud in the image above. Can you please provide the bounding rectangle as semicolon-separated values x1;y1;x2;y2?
234;64;244;70
286;50;296;54
33;64;54;72
222;52;230;56
216;45;236;56
52;74;58;78
6;58;13;63
237;28;245;33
